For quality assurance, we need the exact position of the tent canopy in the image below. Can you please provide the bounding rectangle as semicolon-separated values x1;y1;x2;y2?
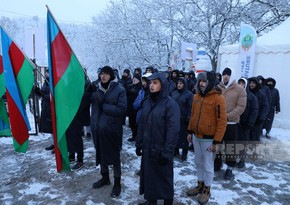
218;17;290;129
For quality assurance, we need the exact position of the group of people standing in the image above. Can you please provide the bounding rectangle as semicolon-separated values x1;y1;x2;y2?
35;65;280;205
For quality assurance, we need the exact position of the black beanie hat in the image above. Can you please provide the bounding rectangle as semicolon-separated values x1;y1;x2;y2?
100;66;115;79
222;67;232;76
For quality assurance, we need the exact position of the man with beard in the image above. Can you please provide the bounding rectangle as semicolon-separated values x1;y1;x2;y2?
187;71;227;205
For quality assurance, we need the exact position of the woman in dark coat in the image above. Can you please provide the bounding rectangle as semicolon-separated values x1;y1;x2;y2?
136;73;180;205
90;66;127;198
171;77;193;161
34;69;53;150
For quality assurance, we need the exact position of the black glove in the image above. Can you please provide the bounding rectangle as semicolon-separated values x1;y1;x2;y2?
158;155;169;165
136;147;142;156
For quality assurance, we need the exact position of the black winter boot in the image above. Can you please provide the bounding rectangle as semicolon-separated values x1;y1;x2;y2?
92;172;110;189
164;199;173;205
138;200;157;205
181;148;188;161
111;177;121;198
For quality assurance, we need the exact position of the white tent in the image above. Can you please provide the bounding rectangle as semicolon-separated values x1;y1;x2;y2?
217;17;290;129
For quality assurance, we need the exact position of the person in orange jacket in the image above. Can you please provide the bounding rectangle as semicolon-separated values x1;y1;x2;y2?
187;71;227;205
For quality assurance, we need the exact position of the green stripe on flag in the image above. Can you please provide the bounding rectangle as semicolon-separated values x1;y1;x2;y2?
54;53;85;170
13;139;28;153
16;59;34;104
0;98;11;136
0;74;5;97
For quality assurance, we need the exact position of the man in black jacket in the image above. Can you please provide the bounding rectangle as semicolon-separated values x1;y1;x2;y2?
248;77;269;142
237;78;259;168
91;66;127;198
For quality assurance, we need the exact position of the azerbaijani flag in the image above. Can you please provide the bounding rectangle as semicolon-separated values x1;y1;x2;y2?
47;9;85;172
0;55;11;136
0;28;34;152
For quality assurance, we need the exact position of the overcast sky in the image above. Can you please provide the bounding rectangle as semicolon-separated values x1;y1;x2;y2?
0;0;111;23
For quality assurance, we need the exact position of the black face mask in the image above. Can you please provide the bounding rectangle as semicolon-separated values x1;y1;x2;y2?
267;83;274;89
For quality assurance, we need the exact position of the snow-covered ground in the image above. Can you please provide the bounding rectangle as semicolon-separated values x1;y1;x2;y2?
0;125;290;205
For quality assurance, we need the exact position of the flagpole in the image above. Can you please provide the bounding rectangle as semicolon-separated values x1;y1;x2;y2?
30;60;49;85
45;5;92;83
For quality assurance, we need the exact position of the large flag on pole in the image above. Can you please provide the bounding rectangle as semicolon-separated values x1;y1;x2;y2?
0;55;11;136
239;23;257;78
0;28;34;152
47;7;85;172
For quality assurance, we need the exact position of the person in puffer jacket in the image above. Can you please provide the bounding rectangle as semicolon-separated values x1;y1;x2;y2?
236;77;259;168
187;71;227;205
263;77;280;138
248;77;269;142
215;67;246;180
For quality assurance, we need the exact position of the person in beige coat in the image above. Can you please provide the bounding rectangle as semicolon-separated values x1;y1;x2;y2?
214;67;246;180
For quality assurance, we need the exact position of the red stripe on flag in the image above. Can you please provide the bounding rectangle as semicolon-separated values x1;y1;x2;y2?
0;55;3;74
6;91;29;145
51;32;72;87
50;92;63;172
9;42;24;76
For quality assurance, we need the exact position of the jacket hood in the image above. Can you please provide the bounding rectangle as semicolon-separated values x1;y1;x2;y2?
196;71;216;96
266;77;276;88
176;77;188;90
147;72;168;99
221;67;236;89
257;75;266;85
238;77;248;90
248;77;261;92
134;67;142;75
